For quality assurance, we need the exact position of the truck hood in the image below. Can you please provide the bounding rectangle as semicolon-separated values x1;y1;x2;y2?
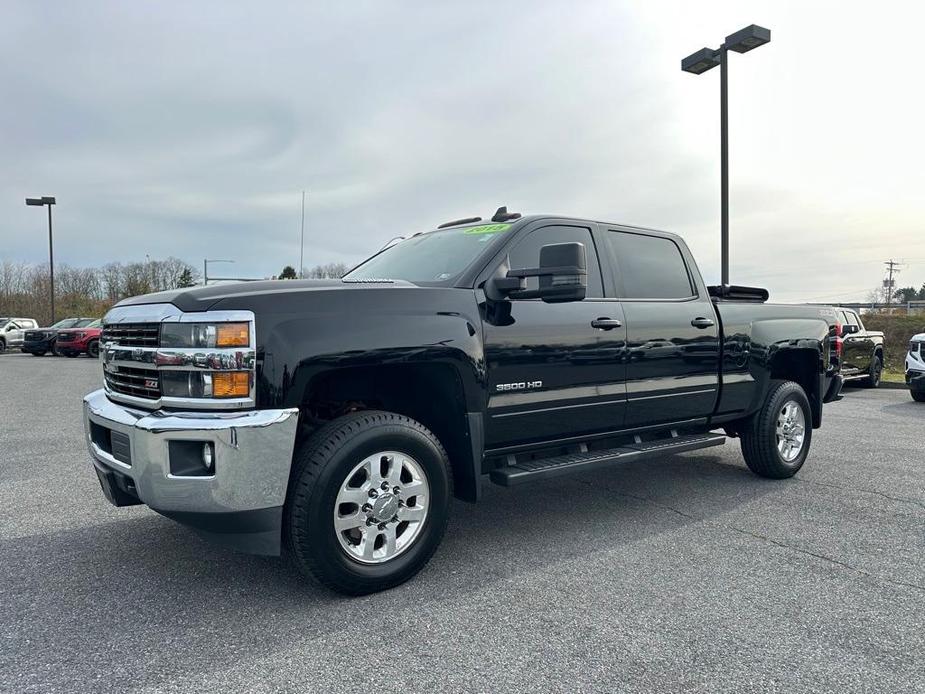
115;279;419;313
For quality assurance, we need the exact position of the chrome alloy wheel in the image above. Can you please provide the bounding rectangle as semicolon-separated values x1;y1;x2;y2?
776;400;806;462
333;451;429;564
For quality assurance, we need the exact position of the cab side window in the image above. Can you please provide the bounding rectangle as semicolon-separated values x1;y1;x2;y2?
606;231;695;299
507;225;604;298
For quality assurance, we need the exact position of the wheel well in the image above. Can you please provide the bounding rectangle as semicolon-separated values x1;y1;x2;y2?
298;364;478;502
769;349;821;427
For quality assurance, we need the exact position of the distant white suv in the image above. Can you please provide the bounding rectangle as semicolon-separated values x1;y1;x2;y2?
0;317;39;352
906;332;925;402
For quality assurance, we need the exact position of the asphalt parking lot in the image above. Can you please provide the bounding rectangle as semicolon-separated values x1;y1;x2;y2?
1;352;922;693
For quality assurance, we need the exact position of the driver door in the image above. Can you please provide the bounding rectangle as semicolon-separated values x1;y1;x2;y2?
482;223;628;448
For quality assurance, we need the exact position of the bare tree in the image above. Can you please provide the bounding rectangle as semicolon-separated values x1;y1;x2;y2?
301;262;349;279
0;256;201;325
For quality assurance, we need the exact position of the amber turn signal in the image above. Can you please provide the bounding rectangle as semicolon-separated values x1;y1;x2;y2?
216;323;250;347
212;371;250;397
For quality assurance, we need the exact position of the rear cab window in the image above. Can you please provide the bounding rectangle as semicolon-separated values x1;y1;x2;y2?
604;231;695;299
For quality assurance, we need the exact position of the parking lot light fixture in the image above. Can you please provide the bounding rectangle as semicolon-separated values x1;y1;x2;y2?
681;25;771;287
681;48;720;75
204;258;234;286
725;25;771;54
25;195;57;323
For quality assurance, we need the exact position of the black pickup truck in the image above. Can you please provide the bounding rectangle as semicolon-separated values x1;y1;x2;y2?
834;307;885;387
83;213;842;594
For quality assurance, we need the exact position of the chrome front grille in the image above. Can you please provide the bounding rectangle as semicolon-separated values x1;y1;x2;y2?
104;365;161;399
101;323;160;347
100;304;256;411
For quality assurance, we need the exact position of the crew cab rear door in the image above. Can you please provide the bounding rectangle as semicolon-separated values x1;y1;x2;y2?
839;309;871;374
481;223;627;448
600;228;720;427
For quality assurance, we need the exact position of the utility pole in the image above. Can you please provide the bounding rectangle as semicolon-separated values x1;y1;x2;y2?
884;259;900;306
299;190;306;279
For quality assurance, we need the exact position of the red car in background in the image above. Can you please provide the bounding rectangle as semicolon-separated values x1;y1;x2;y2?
55;319;103;358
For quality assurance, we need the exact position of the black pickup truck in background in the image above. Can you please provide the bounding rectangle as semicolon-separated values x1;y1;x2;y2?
834;307;885;387
84;212;842;594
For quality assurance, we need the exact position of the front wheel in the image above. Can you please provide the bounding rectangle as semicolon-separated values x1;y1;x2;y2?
87;340;100;359
912;391;925;403
739;380;812;479
284;410;452;595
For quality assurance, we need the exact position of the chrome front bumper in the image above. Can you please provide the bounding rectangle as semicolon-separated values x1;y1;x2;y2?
83;388;299;554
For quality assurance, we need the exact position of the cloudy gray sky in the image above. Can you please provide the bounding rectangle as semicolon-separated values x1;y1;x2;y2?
2;0;924;301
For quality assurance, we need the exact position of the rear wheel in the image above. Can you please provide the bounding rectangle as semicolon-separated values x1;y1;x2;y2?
861;354;882;388
912;391;925;403
87;340;100;359
284;410;452;595
739;380;812;478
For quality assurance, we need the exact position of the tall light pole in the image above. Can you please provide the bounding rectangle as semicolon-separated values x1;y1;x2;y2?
682;24;771;287
203;259;234;286
299;190;306;279
25;196;57;323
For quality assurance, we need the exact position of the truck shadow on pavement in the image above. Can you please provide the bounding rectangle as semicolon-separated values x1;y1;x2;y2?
880;401;925;417
3;451;775;691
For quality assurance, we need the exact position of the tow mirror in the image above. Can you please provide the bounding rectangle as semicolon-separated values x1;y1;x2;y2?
507;242;588;303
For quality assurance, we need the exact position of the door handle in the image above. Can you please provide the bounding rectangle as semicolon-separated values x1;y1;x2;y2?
691;317;715;329
591;317;622;330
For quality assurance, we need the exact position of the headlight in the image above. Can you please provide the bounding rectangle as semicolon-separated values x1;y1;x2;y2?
160;322;250;348
160;370;252;398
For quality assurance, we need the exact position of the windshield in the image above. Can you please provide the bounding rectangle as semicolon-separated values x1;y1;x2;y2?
85;319;102;328
75;318;97;327
344;223;514;284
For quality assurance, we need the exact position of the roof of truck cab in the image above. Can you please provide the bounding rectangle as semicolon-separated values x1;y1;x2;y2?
436;214;682;239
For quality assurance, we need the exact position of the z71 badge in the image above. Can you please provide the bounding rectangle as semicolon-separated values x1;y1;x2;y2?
495;381;543;392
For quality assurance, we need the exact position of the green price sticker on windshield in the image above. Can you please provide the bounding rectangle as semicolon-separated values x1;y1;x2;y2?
463;223;511;235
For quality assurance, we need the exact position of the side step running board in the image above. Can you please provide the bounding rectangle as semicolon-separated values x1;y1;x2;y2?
489;433;726;486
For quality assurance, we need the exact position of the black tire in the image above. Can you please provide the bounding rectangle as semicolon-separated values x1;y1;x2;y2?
0;339;6;353
87;340;100;359
912;391;925;403
739;380;812;479
284;410;452;595
861;354;882;388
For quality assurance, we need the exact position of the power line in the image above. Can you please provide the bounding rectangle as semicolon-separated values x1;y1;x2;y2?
800;287;878;302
